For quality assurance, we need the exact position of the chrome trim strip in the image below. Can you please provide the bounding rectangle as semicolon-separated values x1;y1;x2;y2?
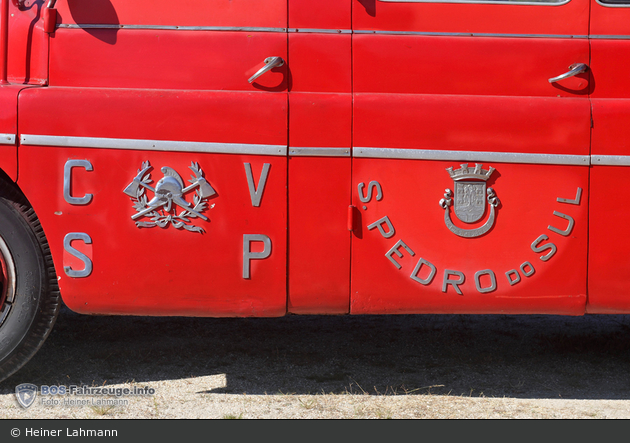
591;155;630;166
353;30;473;36
353;147;590;165
353;30;586;38
57;24;288;32
288;28;352;34
377;0;570;4
21;135;287;156
289;147;351;157
0;134;15;145
57;24;586;39
590;35;630;39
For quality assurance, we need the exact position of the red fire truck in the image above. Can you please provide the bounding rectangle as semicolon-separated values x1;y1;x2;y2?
0;0;627;380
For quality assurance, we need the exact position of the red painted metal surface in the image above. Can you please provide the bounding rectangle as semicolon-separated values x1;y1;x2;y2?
0;85;25;182
19;87;287;145
18;87;287;316
590;39;630;99
586;1;630;313
353;0;589;35
354;94;591;155
289;93;352;147
289;0;351;30
288;33;351;93
588;167;630;313
288;93;352;314
591;100;630;155
54;0;287;28
350;94;590;315
354;35;589;98
7;0;630;318
350;0;590;314
6;0;47;85
590;0;630;36
50;29;287;91
286;14;353;314
351;160;588;314
21;147;287;317
0;0;8;85
288;156;351;314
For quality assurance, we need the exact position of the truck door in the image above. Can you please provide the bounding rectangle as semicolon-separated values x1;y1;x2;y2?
588;0;630;313
17;0;288;316
351;0;591;314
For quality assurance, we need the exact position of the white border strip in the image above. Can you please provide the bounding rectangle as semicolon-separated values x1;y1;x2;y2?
354;147;590;165
0;134;15;145
21;135;286;156
591;155;630;166
289;147;351;157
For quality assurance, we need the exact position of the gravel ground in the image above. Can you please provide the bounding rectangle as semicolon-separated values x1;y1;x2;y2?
1;306;630;419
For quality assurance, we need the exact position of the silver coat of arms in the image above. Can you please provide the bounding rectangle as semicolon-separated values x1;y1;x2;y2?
124;161;216;233
15;383;38;408
439;163;500;238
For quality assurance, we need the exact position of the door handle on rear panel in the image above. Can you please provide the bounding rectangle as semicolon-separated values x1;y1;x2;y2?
548;63;588;83
248;57;285;84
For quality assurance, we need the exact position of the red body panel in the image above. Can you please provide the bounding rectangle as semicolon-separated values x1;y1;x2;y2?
288;156;351;314
18;88;286;146
586;0;630;313
588;166;630;313
22;148;287;317
50;30;287;91
288;92;352;314
351;160;587;314
289;93;352;147
590;39;630;99
0;85;23;181
18;86;287;316
352;0;589;35
350;0;590;315
354;35;589;97
55;0;287;28
288;33;351;93
286;18;353;312
5;0;630;317
289;0;351;29
590;0;630;36
6;0;47;85
354;94;590;155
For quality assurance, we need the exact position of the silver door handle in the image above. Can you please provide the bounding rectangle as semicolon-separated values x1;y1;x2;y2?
548;63;588;83
248;57;285;83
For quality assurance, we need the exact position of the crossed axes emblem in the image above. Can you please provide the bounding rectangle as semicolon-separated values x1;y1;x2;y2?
124;161;216;232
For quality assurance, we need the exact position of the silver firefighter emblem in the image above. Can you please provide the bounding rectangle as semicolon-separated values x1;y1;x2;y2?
124;161;216;233
439;163;500;238
15;383;38;408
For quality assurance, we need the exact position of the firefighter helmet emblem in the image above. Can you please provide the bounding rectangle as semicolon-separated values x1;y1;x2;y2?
123;161;216;233
439;163;500;238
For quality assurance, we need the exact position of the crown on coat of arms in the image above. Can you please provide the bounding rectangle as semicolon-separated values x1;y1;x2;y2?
446;163;495;182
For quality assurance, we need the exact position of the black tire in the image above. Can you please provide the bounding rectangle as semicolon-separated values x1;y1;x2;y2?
0;180;60;382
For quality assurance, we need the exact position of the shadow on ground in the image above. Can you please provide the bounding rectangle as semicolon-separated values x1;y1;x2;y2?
2;306;630;399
